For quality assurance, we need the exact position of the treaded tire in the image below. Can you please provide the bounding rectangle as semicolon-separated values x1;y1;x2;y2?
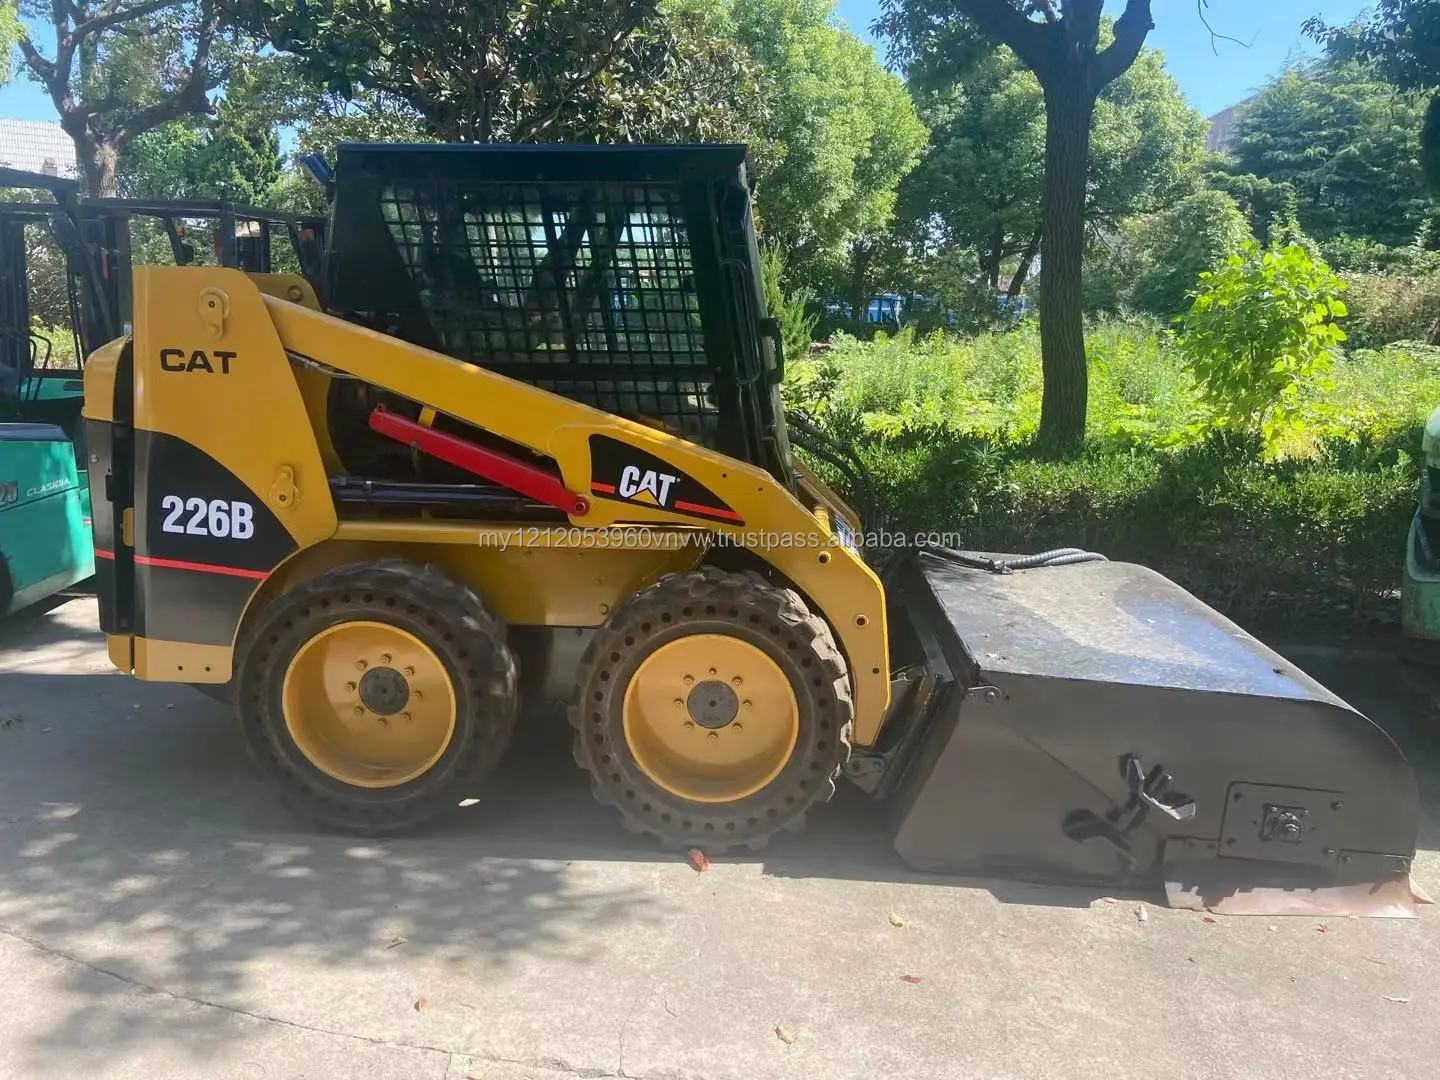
236;559;517;833
570;567;853;852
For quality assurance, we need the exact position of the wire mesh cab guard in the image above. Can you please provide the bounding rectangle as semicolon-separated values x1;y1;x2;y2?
324;143;791;479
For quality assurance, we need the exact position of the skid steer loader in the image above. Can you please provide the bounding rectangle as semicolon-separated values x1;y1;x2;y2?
80;144;1422;914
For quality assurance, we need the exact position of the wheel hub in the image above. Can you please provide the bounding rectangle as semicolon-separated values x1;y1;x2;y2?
358;666;411;715
281;620;457;789
621;633;799;803
687;680;739;729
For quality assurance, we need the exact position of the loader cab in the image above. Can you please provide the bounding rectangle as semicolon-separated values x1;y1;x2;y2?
320;143;794;485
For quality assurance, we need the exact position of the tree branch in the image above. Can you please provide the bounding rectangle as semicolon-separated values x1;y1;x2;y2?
112;1;219;144
70;0;177;42
949;0;1049;73
1196;0;1255;56
1093;0;1153;90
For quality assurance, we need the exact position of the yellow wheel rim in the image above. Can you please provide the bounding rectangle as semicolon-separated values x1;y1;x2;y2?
282;621;457;789
622;633;800;804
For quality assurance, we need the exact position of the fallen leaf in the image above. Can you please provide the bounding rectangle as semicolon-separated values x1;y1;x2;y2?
687;848;710;873
1383;996;1410;1003
386;936;407;949
1098;896;1119;904
413;996;428;1012
900;975;922;985
1317;924;1330;934
775;1025;795;1045
1135;904;1148;923
887;911;905;928
1202;915;1217;924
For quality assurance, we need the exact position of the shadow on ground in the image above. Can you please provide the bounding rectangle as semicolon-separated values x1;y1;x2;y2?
1;627;1438;1072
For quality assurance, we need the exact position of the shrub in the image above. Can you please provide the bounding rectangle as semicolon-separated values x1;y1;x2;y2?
847;431;1418;632
1342;271;1440;349
1178;240;1349;449
1129;190;1254;318
760;247;818;372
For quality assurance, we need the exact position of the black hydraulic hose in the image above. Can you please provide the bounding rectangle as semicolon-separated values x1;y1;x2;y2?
786;411;879;535
921;543;1108;574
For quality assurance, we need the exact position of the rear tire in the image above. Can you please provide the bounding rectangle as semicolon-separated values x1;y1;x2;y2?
570;567;853;852
235;559;517;833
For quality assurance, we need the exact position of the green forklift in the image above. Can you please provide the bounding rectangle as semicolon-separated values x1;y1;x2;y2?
0;166;326;615
1402;405;1440;637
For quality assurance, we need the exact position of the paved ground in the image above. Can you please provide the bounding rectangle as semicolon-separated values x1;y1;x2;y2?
2;596;1440;1080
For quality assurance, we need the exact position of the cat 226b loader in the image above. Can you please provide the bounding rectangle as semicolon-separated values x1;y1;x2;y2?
81;144;1422;915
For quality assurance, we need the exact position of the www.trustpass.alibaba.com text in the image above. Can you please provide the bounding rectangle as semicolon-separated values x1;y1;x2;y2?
473;527;965;552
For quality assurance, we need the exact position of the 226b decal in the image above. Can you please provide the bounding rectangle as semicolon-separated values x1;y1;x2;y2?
160;495;255;539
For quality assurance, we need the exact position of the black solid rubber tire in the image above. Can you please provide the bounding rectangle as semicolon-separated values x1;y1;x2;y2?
570;567;854;852
235;559;518;833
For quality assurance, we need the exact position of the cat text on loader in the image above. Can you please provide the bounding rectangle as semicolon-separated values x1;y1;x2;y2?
81;144;1422;915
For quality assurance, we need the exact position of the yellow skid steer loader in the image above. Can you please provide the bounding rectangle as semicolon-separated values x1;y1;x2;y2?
80;144;1421;914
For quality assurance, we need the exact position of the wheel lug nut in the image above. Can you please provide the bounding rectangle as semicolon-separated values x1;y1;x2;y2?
376;717;388;729
731;677;743;688
733;723;743;733
684;721;695;731
379;654;392;665
683;675;694;687
355;659;367;671
743;700;752;710
708;668;717;676
412;691;423;702
674;698;684;708
401;712;411;722
352;706;365;716
707;731;719;741
403;666;415;677
345;681;357;692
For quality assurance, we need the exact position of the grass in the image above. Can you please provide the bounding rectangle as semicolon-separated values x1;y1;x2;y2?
786;316;1440;632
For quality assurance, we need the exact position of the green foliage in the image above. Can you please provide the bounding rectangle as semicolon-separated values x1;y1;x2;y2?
895;43;1206;306
1342;272;1440;349
725;0;926;290
1178;241;1349;448
1222;59;1439;247
800;319;1440;630
226;0;763;147
760;248;817;379
1128;190;1254;317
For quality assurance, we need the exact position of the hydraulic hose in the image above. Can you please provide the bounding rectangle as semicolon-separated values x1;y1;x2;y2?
920;543;1108;574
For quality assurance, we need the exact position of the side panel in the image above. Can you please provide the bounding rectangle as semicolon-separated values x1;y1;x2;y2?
128;266;336;678
0;430;92;613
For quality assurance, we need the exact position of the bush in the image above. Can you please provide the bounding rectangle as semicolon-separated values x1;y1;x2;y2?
1342;271;1440;349
790;314;1440;634
760;247;818;370
847;431;1418;631
1129;190;1254;318
1178;240;1349;448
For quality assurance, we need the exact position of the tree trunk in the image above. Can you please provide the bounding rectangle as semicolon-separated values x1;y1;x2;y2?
848;240;873;323
984;225;1004;291
1035;82;1095;454
1009;229;1041;299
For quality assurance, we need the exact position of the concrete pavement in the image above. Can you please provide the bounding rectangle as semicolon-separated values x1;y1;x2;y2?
1;595;1438;1080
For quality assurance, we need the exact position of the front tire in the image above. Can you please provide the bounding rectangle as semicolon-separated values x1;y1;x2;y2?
235;559;517;833
570;567;853;852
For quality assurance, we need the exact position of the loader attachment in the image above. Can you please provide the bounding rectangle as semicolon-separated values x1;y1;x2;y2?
884;553;1421;915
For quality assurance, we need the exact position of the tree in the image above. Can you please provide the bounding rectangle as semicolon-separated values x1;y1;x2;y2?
881;0;1156;453
1221;59;1438;248
1129;189;1252;317
1307;0;1440;194
723;0;926;296
17;0;225;196
227;0;762;146
896;42;1204;309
